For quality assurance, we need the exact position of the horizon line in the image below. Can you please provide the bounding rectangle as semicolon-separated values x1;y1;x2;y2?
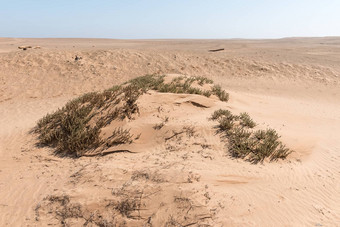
1;36;340;41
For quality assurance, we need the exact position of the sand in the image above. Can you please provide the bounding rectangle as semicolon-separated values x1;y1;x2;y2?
0;37;339;226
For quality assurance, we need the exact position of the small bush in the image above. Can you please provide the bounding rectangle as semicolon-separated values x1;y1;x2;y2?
239;112;256;128
105;128;133;148
210;109;233;121
228;127;253;159
202;90;212;97
35;84;139;157
193;76;214;86
212;85;229;102
114;198;140;217
155;76;229;102
127;74;165;91
153;116;169;130
218;117;234;131
211;109;292;163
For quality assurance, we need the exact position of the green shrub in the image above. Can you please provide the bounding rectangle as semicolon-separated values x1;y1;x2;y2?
211;109;292;163
228;126;253;159
212;85;229;102
35;85;139;157
210;109;233;121
127;74;165;91
105;128;133;148
218;117;235;131
190;76;213;86
155;76;229;102
239;112;256;128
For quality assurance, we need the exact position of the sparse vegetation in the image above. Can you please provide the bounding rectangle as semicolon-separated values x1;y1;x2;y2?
114;198;141;217
211;109;292;163
218;117;235;131
153;116;169;130
145;75;228;101
210;109;233;121
239;112;256;128
34;84;140;157
37;194;138;226
211;85;229;102
165;126;196;141
131;170;150;181
104;128;133;148
126;74;165;91
34;75;229;157
38;195;86;225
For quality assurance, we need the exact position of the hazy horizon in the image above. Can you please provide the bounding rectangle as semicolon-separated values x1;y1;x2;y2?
1;0;340;39
2;36;340;40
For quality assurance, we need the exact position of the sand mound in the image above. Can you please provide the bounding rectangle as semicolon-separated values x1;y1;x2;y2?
34;74;290;162
33;75;228;156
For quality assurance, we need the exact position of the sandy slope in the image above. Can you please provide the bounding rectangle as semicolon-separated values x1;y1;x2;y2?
0;38;339;226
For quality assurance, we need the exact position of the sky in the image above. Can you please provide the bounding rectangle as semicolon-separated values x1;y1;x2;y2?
1;0;340;39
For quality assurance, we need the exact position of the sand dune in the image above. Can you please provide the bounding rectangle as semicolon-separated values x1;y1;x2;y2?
0;38;339;226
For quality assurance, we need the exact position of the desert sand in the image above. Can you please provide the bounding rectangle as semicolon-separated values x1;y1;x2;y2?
0;37;339;226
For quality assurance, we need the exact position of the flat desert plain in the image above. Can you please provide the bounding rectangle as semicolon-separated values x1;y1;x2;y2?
0;38;339;226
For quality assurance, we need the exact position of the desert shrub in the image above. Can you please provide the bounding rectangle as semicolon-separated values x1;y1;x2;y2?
228;126;253;159
119;85;142;119
127;74;165;91
105;85;122;93
131;171;150;181
210;109;234;121
114;198;140;217
218;117;235;131
105;128;133;148
202;90;212;97
239;112;256;128
196;76;214;85
36;195;116;226
252;129;292;161
36;102;101;157
182;76;213;86
35;75;230;157
153;122;164;130
212;85;229;102
153;116;169;130
35;85;139;157
211;109;292;163
270;144;292;161
155;75;229;102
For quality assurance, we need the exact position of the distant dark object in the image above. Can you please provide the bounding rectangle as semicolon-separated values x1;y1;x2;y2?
18;46;32;51
75;55;82;61
209;48;224;52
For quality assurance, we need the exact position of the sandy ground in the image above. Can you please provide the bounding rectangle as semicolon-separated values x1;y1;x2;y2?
0;38;339;226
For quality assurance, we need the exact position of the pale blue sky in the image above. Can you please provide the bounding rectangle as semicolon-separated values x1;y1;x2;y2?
1;0;340;39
